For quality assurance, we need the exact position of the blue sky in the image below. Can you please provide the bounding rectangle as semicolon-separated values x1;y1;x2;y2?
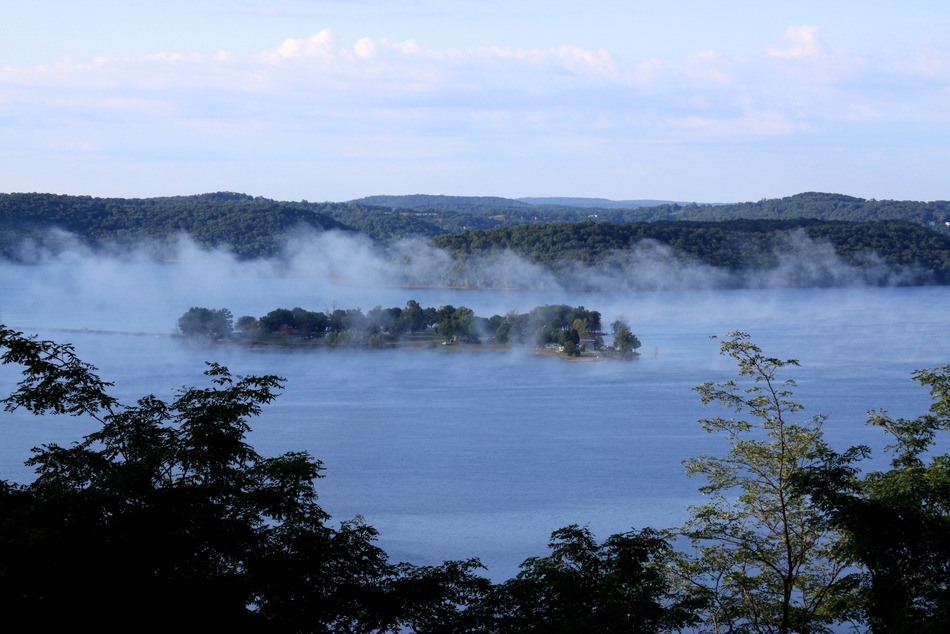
3;1;949;203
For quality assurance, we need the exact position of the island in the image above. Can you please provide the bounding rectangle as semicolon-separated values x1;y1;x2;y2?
177;302;641;360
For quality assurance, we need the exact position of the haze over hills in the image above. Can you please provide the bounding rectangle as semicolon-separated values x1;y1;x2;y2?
2;190;950;289
352;194;537;211
351;194;691;210
346;192;949;222
516;197;689;209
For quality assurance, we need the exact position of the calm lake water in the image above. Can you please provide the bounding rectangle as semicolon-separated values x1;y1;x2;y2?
1;258;948;581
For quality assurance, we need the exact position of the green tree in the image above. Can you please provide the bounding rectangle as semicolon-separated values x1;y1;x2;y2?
797;365;950;633
587;310;603;334
611;317;641;357
436;305;478;343
454;307;477;342
435;304;458;340
235;314;260;339
571;318;588;340
259;307;297;335
367;305;404;337
564;327;581;347
327;308;365;335
561;338;581;357
0;325;489;632
485;524;699;633
491;310;522;344
177;306;233;340
672;332;858;634
401;299;428;333
292;307;330;338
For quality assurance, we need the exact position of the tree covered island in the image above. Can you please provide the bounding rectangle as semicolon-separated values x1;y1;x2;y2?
177;302;642;359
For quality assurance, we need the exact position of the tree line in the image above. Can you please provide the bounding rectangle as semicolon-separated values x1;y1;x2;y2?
177;302;642;358
0;192;352;259
1;326;946;632
432;219;950;286
351;192;950;229
2;193;950;285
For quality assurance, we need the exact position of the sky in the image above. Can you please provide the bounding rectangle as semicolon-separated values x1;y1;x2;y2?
2;1;950;203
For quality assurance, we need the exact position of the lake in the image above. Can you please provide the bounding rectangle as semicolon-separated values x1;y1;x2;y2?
1;257;948;582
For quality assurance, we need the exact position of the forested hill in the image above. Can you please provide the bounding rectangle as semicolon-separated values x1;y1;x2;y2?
518;197;683;209
2;192;950;286
433;219;950;286
671;192;950;225
349;191;950;228
355;194;536;212
0;192;358;258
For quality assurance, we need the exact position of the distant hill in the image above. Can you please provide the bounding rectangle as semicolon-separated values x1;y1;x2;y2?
517;197;687;209
670;192;950;225
0;192;352;259
2;191;948;274
351;194;687;212
353;194;692;210
351;194;535;211
350;191;950;225
345;191;950;234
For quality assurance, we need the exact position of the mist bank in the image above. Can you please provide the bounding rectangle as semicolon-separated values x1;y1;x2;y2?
3;220;947;294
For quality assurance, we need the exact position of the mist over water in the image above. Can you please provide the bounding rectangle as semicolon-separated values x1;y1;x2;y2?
7;223;928;297
1;234;948;581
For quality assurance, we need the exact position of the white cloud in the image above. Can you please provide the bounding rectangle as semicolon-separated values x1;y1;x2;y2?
556;45;620;79
354;37;376;59
0;26;931;137
768;25;825;59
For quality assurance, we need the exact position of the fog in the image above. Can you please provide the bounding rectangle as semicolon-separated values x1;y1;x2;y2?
2;224;927;327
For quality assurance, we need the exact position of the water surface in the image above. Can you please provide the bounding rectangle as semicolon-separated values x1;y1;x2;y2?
1;262;947;581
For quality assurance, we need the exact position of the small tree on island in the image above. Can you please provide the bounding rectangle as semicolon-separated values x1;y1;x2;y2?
177;306;233;340
611;316;641;357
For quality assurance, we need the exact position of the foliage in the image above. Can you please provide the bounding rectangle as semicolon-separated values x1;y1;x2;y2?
0;191;357;259
673;332;859;634
177;306;234;340
611;317;641;357
352;192;950;229
0;324;119;418
3;324;947;631
0;325;491;632
796;366;950;633
484;524;700;633
432;219;950;287
673;192;950;227
183;301;614;355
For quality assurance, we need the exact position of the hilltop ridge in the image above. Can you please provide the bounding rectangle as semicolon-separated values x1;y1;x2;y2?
1;191;949;288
